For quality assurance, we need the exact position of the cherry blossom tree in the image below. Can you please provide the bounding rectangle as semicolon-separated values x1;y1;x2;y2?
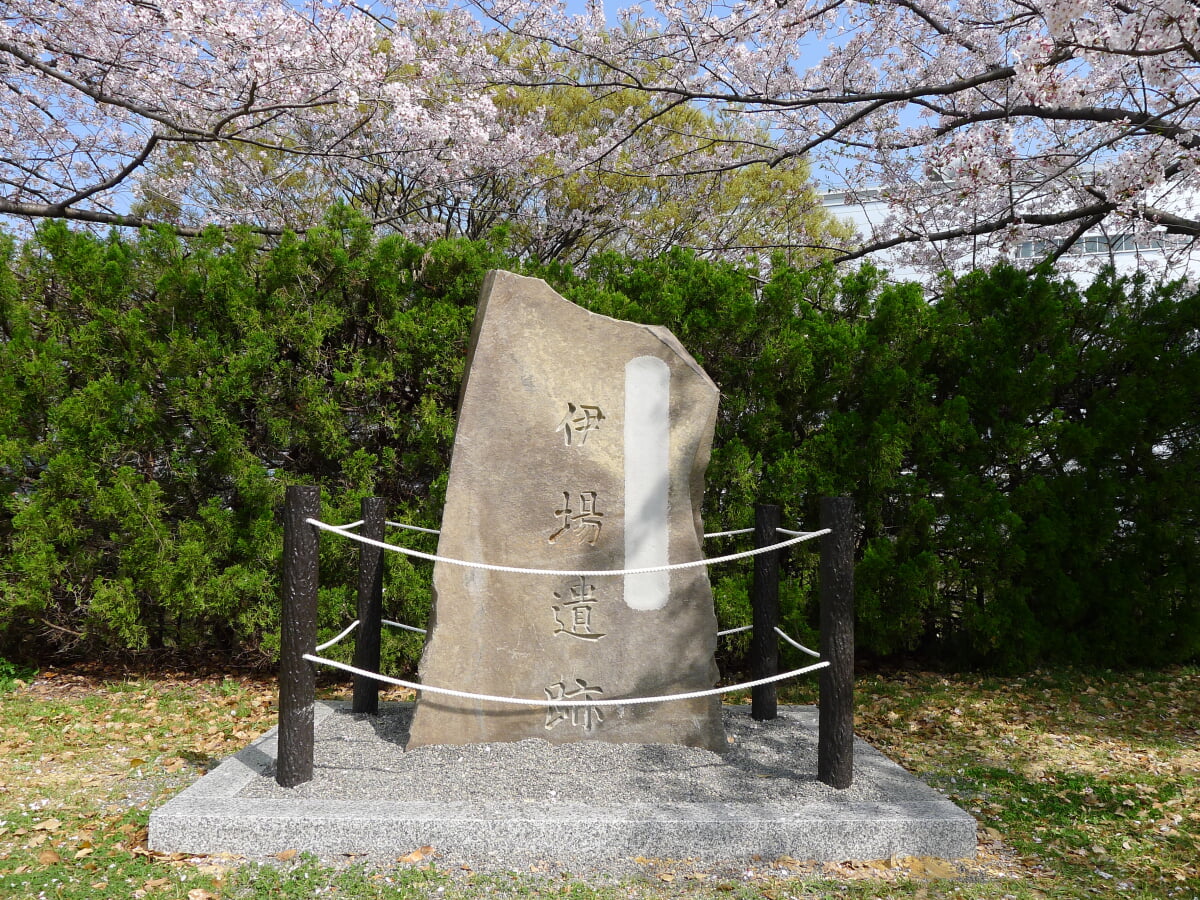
4;0;1196;273
423;60;848;263
465;0;1200;273
0;0;844;258
135;61;846;263
0;0;556;235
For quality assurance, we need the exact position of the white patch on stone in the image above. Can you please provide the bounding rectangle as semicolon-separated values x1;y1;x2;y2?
624;355;670;611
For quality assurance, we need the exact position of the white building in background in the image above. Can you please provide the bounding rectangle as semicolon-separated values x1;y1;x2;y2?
820;189;921;283
820;188;1200;287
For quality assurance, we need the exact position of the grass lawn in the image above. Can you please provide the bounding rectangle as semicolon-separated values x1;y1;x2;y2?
0;664;1196;899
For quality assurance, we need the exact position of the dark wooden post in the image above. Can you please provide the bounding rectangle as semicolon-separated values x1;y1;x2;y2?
278;485;320;788
751;503;781;721
818;495;855;789
352;497;386;715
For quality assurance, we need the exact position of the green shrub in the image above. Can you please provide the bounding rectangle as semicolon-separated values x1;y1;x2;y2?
1;216;1196;671
0;212;507;667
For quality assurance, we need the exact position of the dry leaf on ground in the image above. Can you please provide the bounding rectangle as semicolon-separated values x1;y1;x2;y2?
398;845;436;864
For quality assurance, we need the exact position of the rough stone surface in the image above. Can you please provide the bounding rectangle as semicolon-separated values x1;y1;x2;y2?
148;702;979;870
407;270;724;751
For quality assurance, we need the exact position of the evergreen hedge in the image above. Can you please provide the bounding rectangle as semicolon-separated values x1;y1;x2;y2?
1;212;1196;671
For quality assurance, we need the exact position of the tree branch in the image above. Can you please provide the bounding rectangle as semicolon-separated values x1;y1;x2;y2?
0;198;285;237
59;135;160;209
833;197;1125;264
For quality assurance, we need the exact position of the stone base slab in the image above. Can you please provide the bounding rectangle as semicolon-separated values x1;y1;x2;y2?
149;702;976;872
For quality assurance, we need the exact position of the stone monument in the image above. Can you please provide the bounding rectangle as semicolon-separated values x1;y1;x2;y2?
406;270;726;752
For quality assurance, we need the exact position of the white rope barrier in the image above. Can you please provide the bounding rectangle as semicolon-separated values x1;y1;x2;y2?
386;521;442;535
703;527;756;539
322;620;808;651
314;620;360;652
774;626;821;658
380;522;814;541
302;652;829;707
306;517;829;578
380;522;813;542
705;526;821;539
310;519;826;698
319;619;429;650
382;618;428;635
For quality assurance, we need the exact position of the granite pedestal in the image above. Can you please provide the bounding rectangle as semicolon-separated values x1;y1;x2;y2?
150;702;976;872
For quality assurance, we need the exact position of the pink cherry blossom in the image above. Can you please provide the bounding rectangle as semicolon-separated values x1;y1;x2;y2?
463;0;1200;272
0;0;561;236
1;0;1196;273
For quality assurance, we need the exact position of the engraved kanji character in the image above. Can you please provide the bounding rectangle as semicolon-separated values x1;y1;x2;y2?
544;678;605;732
552;577;604;641
556;403;605;446
548;491;604;545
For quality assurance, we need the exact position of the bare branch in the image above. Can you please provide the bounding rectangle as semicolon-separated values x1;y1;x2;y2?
59;135;160;209
0;198;285;237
